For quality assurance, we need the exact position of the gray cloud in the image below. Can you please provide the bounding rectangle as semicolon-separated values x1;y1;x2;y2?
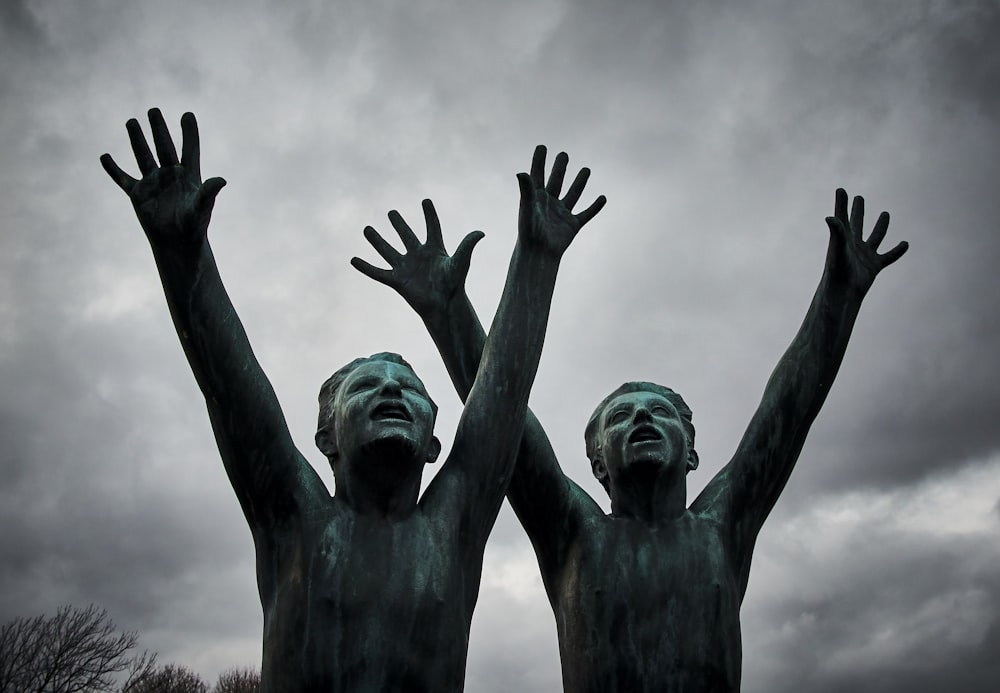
742;461;1000;692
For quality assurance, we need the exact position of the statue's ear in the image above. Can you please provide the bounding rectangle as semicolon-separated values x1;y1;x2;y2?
315;429;337;460
426;436;442;465
591;457;608;485
686;447;699;472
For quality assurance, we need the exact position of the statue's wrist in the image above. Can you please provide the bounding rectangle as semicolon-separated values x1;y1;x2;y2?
420;307;447;331
821;271;868;306
148;232;209;269
513;240;563;273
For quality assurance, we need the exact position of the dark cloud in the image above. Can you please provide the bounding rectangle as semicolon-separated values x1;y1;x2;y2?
0;323;219;612
791;104;1000;493
741;461;1000;692
0;0;46;57
920;1;1000;116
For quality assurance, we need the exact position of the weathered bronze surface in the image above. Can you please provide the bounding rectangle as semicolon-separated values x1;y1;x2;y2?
102;110;605;693
365;177;907;692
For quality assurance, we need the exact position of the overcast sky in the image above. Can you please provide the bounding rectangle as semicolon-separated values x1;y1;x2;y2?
1;1;998;691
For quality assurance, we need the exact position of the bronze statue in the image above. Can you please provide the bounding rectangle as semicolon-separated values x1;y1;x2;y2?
101;109;605;692
358;183;908;692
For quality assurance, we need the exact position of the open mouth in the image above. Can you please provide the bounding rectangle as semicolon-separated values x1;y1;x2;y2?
371;401;412;422
628;425;662;444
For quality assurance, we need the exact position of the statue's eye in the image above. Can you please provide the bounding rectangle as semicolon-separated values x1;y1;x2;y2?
349;378;378;394
610;410;629;425
404;386;428;401
651;406;670;417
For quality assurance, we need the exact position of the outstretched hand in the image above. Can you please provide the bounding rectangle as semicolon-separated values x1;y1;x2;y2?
824;188;908;295
351;199;485;318
101;109;226;251
517;145;606;257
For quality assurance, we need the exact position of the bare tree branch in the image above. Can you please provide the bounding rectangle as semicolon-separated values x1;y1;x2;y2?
212;667;259;693
123;663;208;693
0;605;145;693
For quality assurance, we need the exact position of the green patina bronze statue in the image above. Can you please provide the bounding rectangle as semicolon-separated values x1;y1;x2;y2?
359;181;908;691
101;110;605;693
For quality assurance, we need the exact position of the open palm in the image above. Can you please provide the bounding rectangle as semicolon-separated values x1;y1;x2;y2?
101;109;226;250
351;199;484;318
517;145;606;257
824;188;908;297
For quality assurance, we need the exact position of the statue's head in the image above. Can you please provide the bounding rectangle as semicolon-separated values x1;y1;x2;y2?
585;382;699;496
315;353;440;474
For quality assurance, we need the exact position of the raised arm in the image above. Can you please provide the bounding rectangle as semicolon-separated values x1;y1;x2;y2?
693;188;908;592
352;195;603;581
101;109;325;532
355;146;605;552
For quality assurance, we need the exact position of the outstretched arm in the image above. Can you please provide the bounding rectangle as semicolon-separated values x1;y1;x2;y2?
101;110;325;532
692;188;908;592
353;197;603;583
355;146;605;555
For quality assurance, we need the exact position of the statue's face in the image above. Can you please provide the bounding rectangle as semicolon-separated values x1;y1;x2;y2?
333;360;437;465
596;391;690;485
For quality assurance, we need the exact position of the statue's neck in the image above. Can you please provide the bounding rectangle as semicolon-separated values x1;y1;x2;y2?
334;456;423;520
609;467;687;525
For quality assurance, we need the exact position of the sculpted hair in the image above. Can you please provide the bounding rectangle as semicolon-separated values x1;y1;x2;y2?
585;382;697;491
315;352;438;452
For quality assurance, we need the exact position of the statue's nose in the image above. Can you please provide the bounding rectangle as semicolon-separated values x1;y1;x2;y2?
379;378;402;395
633;407;652;423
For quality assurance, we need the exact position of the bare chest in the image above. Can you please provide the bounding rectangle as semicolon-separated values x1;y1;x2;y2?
260;511;470;692
555;516;742;693
309;517;458;623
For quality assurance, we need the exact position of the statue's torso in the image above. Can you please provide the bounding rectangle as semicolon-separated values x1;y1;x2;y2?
555;512;742;693
255;500;474;693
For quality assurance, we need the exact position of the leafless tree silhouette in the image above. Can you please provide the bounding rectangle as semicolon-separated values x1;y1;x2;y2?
212;667;259;693
123;663;207;693
0;604;154;693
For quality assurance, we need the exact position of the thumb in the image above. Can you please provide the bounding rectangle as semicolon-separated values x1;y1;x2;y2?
825;216;848;244
197;177;227;215
453;230;485;278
